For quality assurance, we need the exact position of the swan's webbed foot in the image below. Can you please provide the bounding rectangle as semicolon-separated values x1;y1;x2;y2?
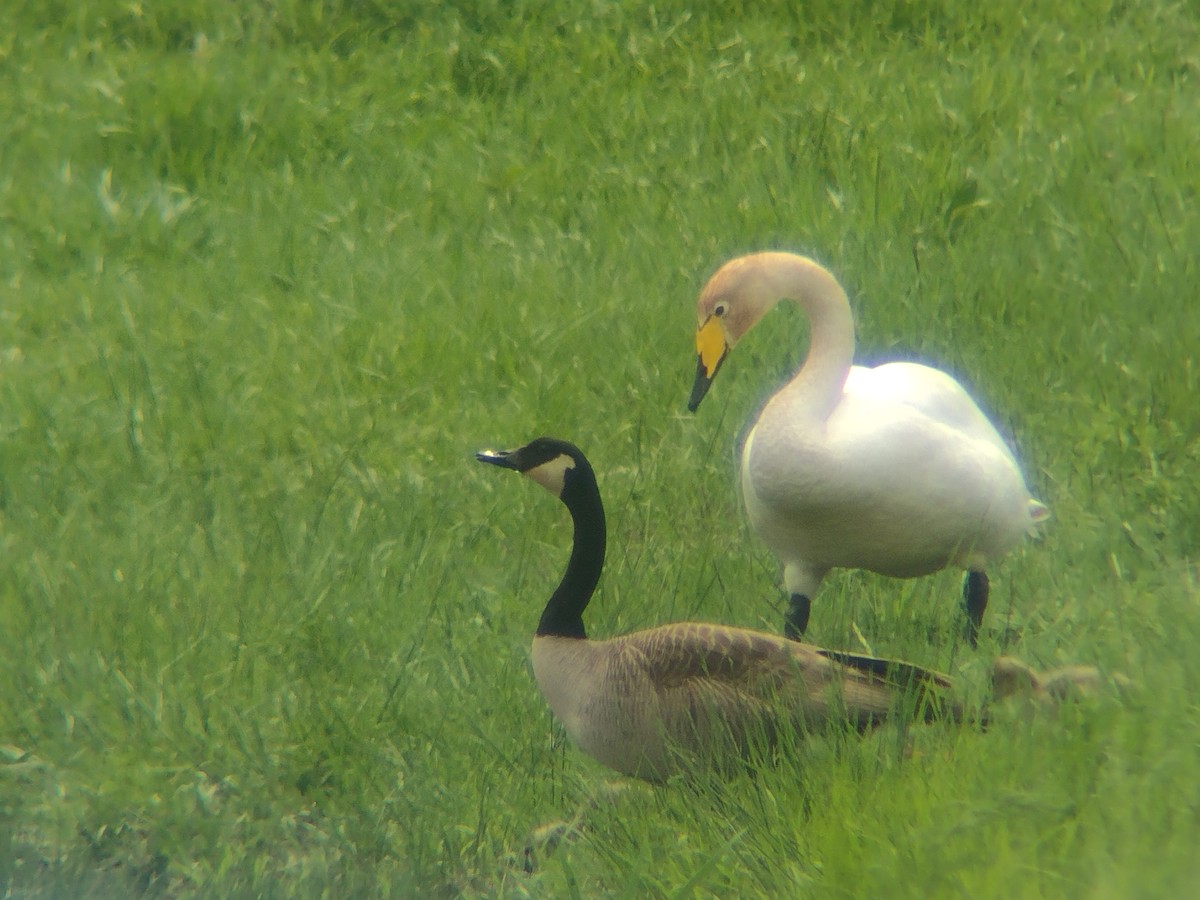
963;571;989;647
784;593;811;640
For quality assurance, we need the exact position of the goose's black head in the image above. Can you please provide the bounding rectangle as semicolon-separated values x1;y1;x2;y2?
476;437;596;503
477;437;605;639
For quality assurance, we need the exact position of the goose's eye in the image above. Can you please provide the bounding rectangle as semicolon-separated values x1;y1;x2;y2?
714;303;728;318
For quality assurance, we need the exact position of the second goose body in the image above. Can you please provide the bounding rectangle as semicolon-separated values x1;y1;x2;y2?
687;252;1049;645
477;436;954;782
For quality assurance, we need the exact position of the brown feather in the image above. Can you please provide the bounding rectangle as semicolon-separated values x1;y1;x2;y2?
532;622;957;781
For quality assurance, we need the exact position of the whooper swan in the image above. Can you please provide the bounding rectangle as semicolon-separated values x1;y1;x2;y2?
687;252;1049;646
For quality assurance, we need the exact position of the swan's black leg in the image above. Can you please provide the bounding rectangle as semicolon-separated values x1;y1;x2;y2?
963;571;989;647
785;593;811;640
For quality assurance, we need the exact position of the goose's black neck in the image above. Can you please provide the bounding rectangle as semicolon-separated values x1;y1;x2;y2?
537;463;605;639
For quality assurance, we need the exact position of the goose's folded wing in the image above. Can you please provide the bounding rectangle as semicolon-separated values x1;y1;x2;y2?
816;648;960;721
619;623;908;727
814;648;954;689
628;622;813;688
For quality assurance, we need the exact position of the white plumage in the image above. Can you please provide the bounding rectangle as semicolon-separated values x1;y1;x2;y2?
688;252;1048;643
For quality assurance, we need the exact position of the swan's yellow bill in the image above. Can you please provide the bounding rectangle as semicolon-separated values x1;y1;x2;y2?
696;316;728;378
688;316;730;411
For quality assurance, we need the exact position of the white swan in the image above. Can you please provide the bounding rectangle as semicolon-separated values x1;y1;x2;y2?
687;252;1049;645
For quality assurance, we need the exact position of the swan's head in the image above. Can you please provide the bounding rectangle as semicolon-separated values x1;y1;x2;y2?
688;253;791;411
476;437;592;500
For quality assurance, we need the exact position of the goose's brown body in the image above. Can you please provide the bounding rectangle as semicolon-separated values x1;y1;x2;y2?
534;624;949;781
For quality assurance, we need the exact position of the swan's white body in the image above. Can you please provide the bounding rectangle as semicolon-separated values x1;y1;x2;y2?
689;253;1047;634
742;359;1045;597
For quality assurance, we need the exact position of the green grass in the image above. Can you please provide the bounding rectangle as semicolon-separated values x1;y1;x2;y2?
2;0;1198;895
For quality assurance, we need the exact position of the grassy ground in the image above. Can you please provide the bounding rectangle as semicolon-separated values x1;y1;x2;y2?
2;0;1197;895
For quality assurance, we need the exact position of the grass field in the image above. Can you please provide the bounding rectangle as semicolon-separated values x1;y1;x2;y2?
2;1;1198;895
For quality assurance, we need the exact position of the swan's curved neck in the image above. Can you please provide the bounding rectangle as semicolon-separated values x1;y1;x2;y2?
537;475;606;639
763;253;855;419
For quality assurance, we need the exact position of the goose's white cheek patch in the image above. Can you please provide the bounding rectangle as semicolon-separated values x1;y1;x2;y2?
525;455;575;496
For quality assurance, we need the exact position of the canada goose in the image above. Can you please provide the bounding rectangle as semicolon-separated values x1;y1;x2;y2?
687;252;1049;646
477;436;956;782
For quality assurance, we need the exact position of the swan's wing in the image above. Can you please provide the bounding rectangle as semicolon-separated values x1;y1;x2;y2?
844;362;1010;446
817;364;1036;549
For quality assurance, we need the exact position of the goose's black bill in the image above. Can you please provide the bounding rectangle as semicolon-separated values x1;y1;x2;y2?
476;448;521;470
